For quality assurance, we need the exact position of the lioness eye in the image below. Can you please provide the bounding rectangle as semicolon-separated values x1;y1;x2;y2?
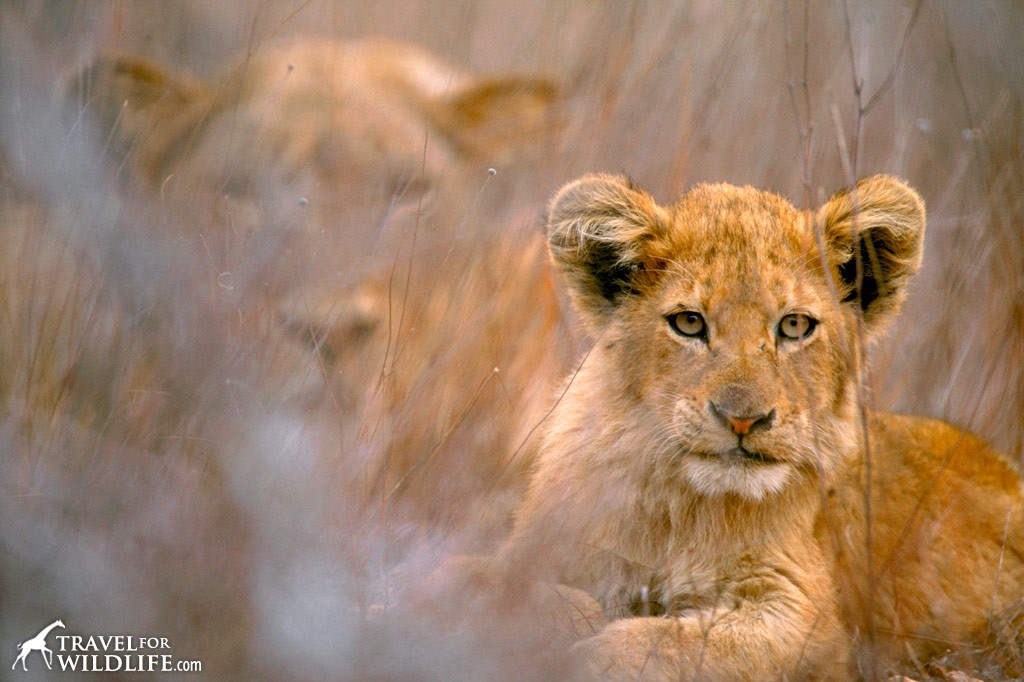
778;313;817;340
667;311;706;338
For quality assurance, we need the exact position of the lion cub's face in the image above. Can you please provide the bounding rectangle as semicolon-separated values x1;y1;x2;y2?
548;174;925;500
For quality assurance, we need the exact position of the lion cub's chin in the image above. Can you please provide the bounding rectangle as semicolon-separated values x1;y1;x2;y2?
681;454;793;501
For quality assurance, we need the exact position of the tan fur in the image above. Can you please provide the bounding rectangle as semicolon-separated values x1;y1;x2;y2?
496;174;1024;680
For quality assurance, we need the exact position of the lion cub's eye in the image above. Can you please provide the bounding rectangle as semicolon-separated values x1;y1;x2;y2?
667;311;706;339
778;313;817;340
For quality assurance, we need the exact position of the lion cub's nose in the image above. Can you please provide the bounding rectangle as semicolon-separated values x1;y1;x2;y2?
710;403;776;436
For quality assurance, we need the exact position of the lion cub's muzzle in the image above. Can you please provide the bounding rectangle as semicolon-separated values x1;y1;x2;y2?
707;402;780;464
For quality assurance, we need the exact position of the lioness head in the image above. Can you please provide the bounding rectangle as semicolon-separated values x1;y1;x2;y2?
68;38;558;233
547;174;925;500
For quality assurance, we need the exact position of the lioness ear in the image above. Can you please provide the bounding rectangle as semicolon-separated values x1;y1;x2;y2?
66;55;210;183
818;175;925;333
547;174;669;327
429;77;559;161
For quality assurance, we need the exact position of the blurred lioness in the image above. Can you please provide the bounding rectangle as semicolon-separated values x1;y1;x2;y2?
49;39;565;529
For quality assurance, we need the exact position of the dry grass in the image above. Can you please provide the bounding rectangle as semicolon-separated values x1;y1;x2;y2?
1;1;1021;679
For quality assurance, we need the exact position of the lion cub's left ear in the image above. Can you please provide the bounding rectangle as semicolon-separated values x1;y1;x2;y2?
818;175;926;334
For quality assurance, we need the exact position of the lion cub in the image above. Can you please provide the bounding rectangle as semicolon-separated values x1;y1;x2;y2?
499;174;1024;679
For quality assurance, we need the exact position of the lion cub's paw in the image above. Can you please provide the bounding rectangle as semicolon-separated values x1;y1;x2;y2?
570;618;686;681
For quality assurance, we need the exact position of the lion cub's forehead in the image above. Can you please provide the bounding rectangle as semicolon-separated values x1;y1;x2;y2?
660;183;817;303
668;183;805;252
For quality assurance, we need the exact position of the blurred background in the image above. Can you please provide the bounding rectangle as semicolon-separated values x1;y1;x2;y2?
1;1;1021;679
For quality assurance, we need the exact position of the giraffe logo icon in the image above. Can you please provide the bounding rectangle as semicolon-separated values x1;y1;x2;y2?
11;619;65;672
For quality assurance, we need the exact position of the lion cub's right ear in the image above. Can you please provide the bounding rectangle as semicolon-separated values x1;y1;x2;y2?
547;174;670;329
65;55;210;183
